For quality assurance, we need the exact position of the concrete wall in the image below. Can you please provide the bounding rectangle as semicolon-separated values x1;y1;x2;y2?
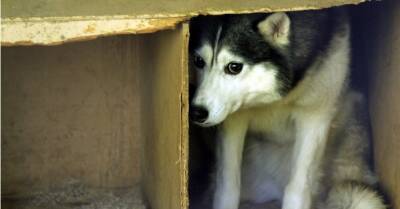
2;35;142;194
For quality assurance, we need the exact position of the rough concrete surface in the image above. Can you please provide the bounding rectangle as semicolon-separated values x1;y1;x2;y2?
2;180;146;209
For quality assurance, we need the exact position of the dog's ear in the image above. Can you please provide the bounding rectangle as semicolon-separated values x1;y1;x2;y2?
257;13;290;47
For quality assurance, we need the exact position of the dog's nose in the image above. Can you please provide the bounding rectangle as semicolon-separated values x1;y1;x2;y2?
190;105;209;123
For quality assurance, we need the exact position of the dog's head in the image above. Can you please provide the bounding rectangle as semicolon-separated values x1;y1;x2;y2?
189;11;333;126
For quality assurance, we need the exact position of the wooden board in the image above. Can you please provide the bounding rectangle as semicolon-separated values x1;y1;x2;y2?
369;1;400;208
138;24;189;209
1;0;365;45
1;35;143;195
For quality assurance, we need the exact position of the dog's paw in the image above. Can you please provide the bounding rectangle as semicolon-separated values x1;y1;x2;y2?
282;185;311;209
213;198;239;209
213;192;240;209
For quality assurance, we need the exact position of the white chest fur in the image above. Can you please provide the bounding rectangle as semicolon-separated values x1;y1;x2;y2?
213;23;351;209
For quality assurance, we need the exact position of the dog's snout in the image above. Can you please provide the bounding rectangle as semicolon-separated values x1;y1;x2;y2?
190;105;209;123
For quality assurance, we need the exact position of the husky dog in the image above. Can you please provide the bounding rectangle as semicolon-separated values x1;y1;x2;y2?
189;8;385;209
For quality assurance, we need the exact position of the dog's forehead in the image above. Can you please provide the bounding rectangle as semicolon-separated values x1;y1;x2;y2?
190;14;277;64
190;15;253;50
190;16;222;51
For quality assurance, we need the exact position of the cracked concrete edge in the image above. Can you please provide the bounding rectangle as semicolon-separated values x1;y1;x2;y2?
1;0;365;46
1;17;188;46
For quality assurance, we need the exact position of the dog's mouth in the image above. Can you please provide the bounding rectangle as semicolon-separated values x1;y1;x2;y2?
190;112;228;128
192;121;214;127
189;112;219;127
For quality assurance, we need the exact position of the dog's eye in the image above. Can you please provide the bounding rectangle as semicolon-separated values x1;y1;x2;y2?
225;62;243;75
194;55;205;69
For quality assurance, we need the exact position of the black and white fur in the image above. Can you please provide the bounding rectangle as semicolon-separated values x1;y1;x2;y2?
189;8;385;209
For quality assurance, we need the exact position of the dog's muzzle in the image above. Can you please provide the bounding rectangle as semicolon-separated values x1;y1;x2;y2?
189;105;209;123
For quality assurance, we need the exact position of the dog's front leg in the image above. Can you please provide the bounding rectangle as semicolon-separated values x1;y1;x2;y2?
282;112;333;209
213;116;248;209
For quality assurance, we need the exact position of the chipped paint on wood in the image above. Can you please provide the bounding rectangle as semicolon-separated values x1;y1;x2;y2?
1;17;187;46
